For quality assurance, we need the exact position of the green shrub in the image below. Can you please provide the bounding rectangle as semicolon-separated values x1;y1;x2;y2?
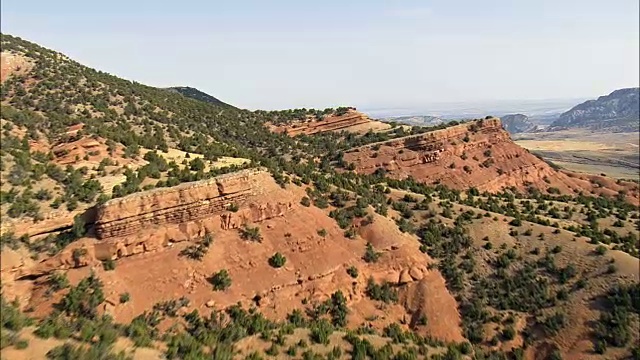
179;233;214;261
119;292;130;304
309;319;333;345
268;253;286;268
34;313;72;339
47;272;70;292
595;245;607;255
265;343;279;356
365;277;398;303
501;325;516;340
1;296;33;332
227;203;239;212
57;272;104;319
240;226;262;242
210;269;232;291
363;242;381;263
286;346;297;356
102;259;116;271
346;266;358;278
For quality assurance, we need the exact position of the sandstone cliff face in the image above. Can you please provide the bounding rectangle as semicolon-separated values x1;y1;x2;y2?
95;169;259;239
20;169;294;276
91;169;294;261
343;118;592;193
93;200;293;261
270;110;387;136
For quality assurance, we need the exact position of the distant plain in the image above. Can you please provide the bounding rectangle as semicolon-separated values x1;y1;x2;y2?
514;130;639;179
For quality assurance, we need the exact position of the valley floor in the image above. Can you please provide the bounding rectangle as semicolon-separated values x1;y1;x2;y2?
514;130;640;179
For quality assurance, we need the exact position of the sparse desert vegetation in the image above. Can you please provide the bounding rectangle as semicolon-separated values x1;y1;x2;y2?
0;33;638;360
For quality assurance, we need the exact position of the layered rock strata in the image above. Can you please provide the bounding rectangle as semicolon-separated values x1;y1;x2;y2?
92;201;293;261
95;169;259;239
343;118;593;193
271;110;374;136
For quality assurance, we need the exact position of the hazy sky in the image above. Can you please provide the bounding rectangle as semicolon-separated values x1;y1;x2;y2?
2;0;639;110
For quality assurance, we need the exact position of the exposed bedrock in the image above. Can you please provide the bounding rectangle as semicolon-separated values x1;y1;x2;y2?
343;118;597;193
18;169;294;277
95;169;259;239
271;110;374;136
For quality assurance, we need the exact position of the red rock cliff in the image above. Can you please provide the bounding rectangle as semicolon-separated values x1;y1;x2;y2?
344;118;601;193
270;110;377;136
95;169;262;239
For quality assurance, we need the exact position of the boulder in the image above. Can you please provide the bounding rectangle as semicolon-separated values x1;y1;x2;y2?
409;266;424;281
398;269;413;285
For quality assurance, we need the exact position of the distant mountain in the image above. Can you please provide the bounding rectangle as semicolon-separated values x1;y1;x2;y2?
500;114;539;134
382;115;445;127
165;86;235;108
549;88;639;132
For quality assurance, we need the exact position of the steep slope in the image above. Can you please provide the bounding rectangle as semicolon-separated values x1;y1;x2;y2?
164;86;235;108
500;113;539;134
6;170;465;344
549;88;640;131
343;118;637;199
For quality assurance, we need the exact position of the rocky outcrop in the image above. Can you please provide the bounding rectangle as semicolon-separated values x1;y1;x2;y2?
271;110;379;136
19;170;294;273
1;208;96;239
89;169;295;261
349;118;506;153
17;240;98;279
343;118;598;193
220;202;292;230
95;169;261;239
91;200;293;262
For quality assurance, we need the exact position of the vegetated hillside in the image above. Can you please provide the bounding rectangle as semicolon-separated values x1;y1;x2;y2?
165;86;235;108
500;114;539;134
549;88;640;132
1;33;639;360
382;115;445;127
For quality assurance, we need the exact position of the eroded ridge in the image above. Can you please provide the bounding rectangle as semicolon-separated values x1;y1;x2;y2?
95;169;261;239
343;118;577;192
270;110;377;136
